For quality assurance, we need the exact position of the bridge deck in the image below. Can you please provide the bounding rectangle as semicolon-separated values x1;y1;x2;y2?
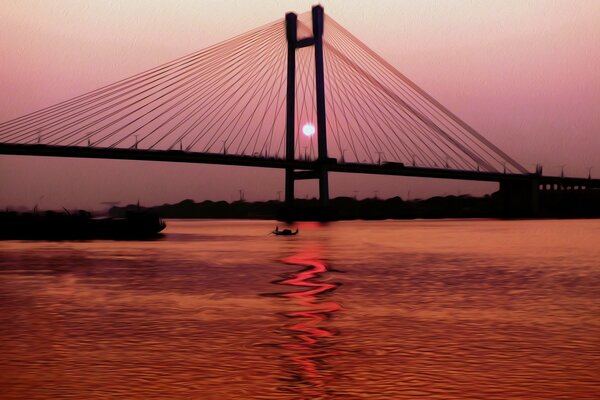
1;143;598;187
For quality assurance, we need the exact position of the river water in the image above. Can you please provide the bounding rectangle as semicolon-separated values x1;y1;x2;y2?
0;219;599;399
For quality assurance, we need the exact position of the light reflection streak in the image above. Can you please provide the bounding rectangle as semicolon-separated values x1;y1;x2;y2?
271;249;342;398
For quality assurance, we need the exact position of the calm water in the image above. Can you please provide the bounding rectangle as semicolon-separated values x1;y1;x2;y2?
1;219;599;399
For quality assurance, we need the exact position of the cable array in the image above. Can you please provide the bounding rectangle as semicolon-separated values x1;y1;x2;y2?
0;20;288;157
0;12;526;174
318;16;527;173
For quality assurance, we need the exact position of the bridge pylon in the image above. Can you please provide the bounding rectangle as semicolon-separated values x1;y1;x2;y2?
284;5;329;209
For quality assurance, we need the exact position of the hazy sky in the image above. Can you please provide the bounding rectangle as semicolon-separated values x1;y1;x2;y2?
1;0;599;210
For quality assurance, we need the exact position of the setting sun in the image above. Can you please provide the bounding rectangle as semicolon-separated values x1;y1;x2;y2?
302;123;315;137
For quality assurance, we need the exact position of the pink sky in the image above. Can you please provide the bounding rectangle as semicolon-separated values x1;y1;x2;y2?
1;1;599;210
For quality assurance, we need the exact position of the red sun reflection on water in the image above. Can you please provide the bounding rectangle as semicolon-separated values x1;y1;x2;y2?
272;249;342;397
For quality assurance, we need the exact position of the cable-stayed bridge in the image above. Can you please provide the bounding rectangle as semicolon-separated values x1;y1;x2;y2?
1;6;597;216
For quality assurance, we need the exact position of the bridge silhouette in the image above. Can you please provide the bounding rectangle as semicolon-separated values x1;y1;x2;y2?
1;6;597;217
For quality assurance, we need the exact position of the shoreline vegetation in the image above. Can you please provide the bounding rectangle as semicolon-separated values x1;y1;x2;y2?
1;191;597;239
111;195;493;221
108;191;599;221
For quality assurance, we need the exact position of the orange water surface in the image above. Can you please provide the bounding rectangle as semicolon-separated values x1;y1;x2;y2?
1;219;599;399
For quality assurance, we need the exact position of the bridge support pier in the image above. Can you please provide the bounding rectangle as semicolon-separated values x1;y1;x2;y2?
318;168;329;206
498;177;540;217
282;5;330;218
285;168;295;206
284;12;297;207
313;5;329;207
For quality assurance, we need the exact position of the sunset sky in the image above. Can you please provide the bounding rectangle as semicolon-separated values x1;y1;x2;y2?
1;0;599;210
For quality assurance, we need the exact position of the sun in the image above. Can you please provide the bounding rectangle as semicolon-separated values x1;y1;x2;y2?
302;123;316;137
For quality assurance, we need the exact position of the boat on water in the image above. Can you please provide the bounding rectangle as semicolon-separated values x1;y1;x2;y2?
0;210;166;240
272;226;298;236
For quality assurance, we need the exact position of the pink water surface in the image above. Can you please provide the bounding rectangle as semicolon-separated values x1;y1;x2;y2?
1;219;599;399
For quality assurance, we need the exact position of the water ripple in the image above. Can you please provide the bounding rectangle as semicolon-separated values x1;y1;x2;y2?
1;219;599;399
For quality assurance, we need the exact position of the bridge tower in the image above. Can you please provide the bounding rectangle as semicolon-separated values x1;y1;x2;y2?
284;5;329;208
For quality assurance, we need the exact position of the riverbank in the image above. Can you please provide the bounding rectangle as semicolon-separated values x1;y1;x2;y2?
0;210;165;240
108;191;600;221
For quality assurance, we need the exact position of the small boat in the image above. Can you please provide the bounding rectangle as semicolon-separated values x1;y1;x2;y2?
272;226;298;236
